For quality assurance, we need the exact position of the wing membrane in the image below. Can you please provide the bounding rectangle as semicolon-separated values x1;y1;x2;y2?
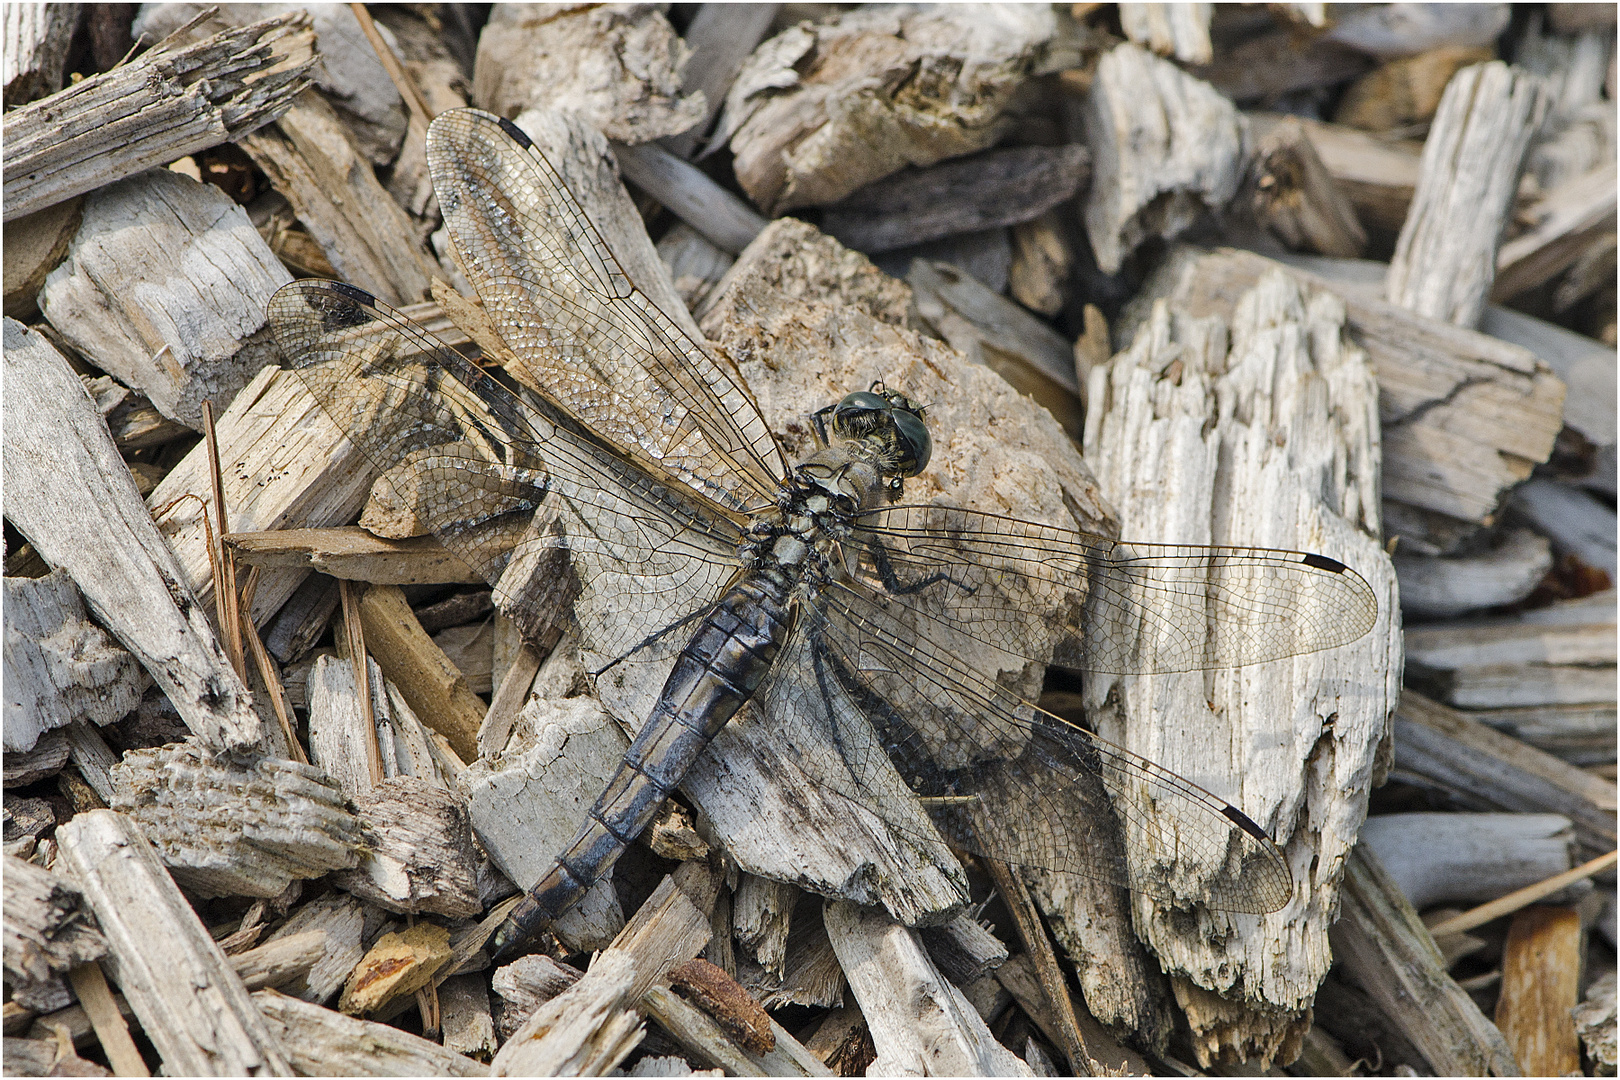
426;108;787;515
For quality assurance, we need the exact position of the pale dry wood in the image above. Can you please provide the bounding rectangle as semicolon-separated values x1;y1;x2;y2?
614;139;767;255
226;526;482;586
462;691;629;954
882;226;1013;295
54;809;294;1076
1328;844;1522;1076
1085;273;1399;1064
1426;662;1616;711
262;892;365;1005
439;972;497;1060
24;992;134;1051
253;987;483;1076
1477;702;1617;767
1494;165;1618;302
643;982;833;1077
824;900;1031;1077
1495;906;1584;1075
1572;970;1617;1075
738;903;846;1011
308;654;451;796
1;11;316;221
1385;62;1552;328
2;854;106;1011
262;574;338;666
107;740;363;898
1511;477;1617;578
718;5;1084;212
820;144;1090;254
1359;812;1577;910
241;88;438;307
3;196;81;320
435;620;494;696
3;2;79;106
1405;597;1615;711
1429;849;1619;937
1333;45;1494;133
338;921;452;1016
1118;3;1211;64
1324;3;1510;58
1248;111;1422;234
63;722;120;806
229;929;328;992
87;377;192;453
662;2;780;159
657;222;736;314
1084;42;1244;273
331;777;481;919
4;320;265;754
64;961;148;1077
2;1035;111;1077
1394;690;1617;857
3;570;145;753
732;874;797;979
357;583;482;763
1394;527;1553;619
491;954;587;1039
474;4;702;144
1008;211;1073;318
1247;116;1367;258
477;639;544;760
4;729;69;787
920;913;1008;987
1127;246;1566;555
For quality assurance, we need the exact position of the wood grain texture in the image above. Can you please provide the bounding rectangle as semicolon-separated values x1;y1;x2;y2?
1495;906;1584;1076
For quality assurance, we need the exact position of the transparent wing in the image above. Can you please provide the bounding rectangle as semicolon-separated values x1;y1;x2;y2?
849;504;1378;675
266;280;744;661
780;577;1294;914
426;107;787;515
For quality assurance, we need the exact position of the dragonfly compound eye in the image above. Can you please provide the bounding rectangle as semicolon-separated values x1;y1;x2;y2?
891;407;932;477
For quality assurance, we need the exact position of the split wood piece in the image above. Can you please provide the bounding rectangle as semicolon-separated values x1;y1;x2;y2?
1246;116;1367;258
1084;272;1400;1062
54;810;294;1075
492;862;718;1077
2;855;107;1014
37;167;290;432
907;259;1083;439
107;739;364;898
356;583;482;764
822;901;1030;1077
439;972;498;1060
3;196;82;321
435;620;495;697
3;1035;113;1077
717;5;1083;213
1404;600;1616;709
26;988;137;1053
743;911;847;1012
820;144;1090;254
1511;477;1618;578
1394;527;1553;619
643;981;832;1076
1311;971;1436;1075
1189;28;1370;106
674;959;772;1053
614;140;767;255
262;892;366;1005
475;6;702;143
1117;3;1211;64
1333;45;1494;133
2;2;79;106
253;987;483;1076
662;2;781;160
463;693;629;954
491;954;590;1040
658;222;736;314
308;654;451;797
1247;112;1421;234
3;320;265;754
262;574;338;666
240;88;438;307
477;638;545;760
5;730;69;788
1359;812;1577;911
732;874;797;979
919;914;1009;988
1;11;315;221
338;921;451;1016
1478;703;1618;767
1429;849;1619;939
1393;690;1617;858
87;378;193;453
331;777;482;919
131;3;408;168
1083;42;1244;273
225;527;481;586
64;722;121;806
228;929;329;992
881;226;1013;296
1573;970;1618;1075
3;570;145;753
1328;843;1521;1076
1495;906;1584;1075
1385;62;1552;328
1122;246;1566;556
1496;164;1618;302
1009;211;1073;319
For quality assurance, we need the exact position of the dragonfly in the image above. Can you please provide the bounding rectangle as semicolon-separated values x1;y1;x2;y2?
267;107;1379;962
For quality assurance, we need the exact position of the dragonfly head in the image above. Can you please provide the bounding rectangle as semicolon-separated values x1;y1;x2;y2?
828;383;932;480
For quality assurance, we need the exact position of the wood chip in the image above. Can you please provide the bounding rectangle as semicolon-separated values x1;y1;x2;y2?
1495;906;1584;1075
339;921;453;1016
254;987;483;1076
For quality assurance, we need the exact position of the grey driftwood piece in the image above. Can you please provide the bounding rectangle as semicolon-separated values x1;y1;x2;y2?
1;10;315;221
64;721;122;805
1384;61;1552;328
3;569;145;752
253;988;484;1076
473;4;703;145
54;809;295;1076
1393;528;1553;619
306;654;450;796
331;777;482;919
1324;3;1509;57
1493;164;1617;302
4;729;68;788
2;319;264;755
1124;246;1566;556
108;739;363;898
657;222;736;313
3;2;79;106
820;144;1091;254
261;892;365;1005
1083;42;1244;274
662;2;780;160
1328;845;1521;1076
1511;477;1618;578
1083;273;1400;1067
229;930;329;992
1359;812;1576;910
439;972;499;1059
732;874;797;978
717;4;1084;213
1117;2;1212;64
39;167;291;429
613;139;766;255
2;855;107;1013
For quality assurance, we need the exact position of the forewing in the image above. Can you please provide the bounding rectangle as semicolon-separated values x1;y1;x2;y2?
426;108;787;514
850;504;1378;675
267;280;743;657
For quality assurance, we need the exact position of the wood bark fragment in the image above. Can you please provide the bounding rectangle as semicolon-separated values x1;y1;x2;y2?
2;855;106;1013
4;319;265;754
438;972;498;1061
1191;31;1370;106
1359;812;1577;910
3;196;81;320
1;10;316;221
1083;42;1244;273
614;139;767;255
3;569;146;753
226;526;481;586
1494;906;1584;1076
1385;61;1553;328
658;222;736;314
62;960;150;1077
54;809;295;1076
1333;45;1494;132
253;987;484;1076
261;892;366;1005
1511;476;1618;578
228;929;329;992
3;2;80;106
1573;970;1618;1075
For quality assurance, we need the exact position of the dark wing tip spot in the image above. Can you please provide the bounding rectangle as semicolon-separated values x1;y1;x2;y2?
1221;804;1271;843
1301;552;1347;574
330;281;377;306
497;116;533;148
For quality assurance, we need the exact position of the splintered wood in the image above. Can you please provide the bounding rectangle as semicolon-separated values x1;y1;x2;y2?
3;4;1614;1078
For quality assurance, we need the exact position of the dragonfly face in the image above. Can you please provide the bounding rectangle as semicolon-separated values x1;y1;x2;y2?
267;107;1380;962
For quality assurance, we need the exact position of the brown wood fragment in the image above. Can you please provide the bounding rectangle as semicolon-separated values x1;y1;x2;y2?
1495;906;1584;1076
1008;211;1074;318
65;961;148;1077
1248;111;1422;234
1192;31;1371;106
1494;164;1619;302
225;526;481;585
670;957;775;1056
1334;46;1494;132
357;583;483;763
339;921;452;1016
1247;116;1368;257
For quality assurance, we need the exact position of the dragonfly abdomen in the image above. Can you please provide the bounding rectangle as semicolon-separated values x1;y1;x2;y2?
489;569;795;961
